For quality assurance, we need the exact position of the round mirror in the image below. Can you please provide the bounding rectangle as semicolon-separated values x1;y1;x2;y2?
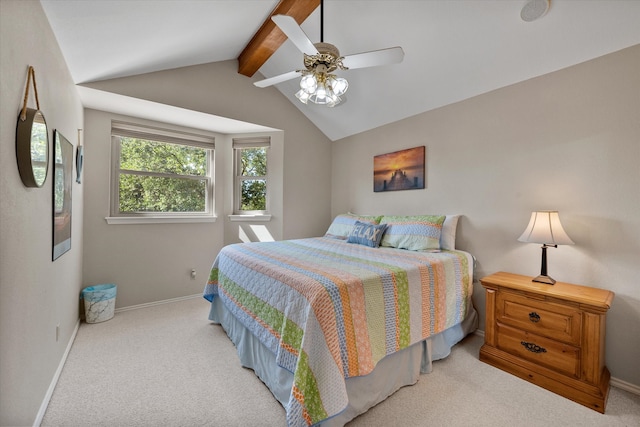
16;108;49;187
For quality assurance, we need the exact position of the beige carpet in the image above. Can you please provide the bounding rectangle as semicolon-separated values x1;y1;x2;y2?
42;297;640;427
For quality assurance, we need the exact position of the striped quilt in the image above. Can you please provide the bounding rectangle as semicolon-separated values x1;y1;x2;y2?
203;237;472;427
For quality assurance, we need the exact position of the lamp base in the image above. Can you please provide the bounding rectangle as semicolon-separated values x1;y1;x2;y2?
532;275;556;285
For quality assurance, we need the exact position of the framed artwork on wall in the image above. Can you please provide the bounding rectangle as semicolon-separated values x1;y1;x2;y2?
53;130;73;260
76;129;84;184
373;146;425;192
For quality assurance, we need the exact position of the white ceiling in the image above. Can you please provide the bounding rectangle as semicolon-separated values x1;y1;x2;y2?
41;0;640;141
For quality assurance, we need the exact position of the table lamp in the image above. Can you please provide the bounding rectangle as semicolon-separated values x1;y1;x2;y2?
518;211;574;284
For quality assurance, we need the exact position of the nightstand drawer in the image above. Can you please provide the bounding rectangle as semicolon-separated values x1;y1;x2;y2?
496;323;580;378
497;291;581;345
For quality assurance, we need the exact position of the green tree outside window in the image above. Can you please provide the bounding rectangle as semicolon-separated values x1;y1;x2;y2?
118;137;209;213
237;146;268;212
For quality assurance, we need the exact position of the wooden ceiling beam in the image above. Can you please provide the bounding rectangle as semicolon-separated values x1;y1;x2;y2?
237;0;320;77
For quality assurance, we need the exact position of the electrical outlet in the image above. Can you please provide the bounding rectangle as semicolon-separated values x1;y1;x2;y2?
56;324;60;342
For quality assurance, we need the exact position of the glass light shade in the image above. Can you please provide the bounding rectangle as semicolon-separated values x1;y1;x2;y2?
295;89;310;104
310;82;329;104
300;74;317;94
518;211;574;245
329;91;342;107
331;77;348;96
326;93;339;108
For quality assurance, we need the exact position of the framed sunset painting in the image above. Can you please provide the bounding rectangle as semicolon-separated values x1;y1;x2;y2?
373;146;425;192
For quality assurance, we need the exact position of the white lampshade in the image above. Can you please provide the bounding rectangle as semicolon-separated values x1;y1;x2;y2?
518;211;573;285
518;211;574;245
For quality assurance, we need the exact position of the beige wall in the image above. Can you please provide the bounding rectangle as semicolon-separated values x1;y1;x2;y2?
0;1;84;425
82;110;225;306
82;109;286;307
331;45;640;386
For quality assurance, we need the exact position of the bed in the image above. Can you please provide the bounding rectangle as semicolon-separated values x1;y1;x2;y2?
203;214;477;427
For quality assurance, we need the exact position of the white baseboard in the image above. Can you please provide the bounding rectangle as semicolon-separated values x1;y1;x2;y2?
34;319;80;427
115;293;202;313
610;377;640;396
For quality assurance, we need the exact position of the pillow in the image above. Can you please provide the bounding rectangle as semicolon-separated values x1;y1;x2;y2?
325;213;382;239
440;215;460;251
347;221;388;248
380;215;446;251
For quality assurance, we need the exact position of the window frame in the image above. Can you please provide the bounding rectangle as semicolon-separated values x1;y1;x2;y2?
108;121;215;223
233;137;270;216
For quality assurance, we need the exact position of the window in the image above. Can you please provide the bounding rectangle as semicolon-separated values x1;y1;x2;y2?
110;121;214;220
233;137;270;215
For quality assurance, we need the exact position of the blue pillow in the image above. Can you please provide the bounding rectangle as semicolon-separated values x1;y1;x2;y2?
347;221;388;248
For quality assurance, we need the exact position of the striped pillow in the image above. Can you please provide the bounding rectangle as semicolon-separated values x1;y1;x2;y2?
325;213;382;239
380;215;446;251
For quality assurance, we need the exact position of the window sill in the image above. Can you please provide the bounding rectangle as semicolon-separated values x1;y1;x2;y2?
228;214;272;222
105;216;217;225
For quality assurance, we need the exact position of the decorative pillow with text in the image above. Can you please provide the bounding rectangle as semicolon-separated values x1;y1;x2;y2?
347;221;388;248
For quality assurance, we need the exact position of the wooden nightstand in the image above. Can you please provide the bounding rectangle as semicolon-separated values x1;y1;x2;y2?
479;271;614;413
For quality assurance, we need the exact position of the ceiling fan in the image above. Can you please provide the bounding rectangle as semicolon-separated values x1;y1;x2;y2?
254;3;404;107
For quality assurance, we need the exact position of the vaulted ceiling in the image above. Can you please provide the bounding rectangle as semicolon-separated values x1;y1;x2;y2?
41;0;640;141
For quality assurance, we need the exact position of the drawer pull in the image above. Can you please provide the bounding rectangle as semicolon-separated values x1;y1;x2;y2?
521;341;547;354
529;312;541;323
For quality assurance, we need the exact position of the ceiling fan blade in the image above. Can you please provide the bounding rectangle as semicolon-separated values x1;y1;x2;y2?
272;15;319;56
254;70;301;88
342;46;404;70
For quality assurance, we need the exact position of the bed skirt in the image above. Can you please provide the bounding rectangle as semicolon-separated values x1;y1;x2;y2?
208;297;478;426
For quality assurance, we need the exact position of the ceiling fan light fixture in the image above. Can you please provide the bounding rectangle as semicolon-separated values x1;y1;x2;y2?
296;70;346;107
